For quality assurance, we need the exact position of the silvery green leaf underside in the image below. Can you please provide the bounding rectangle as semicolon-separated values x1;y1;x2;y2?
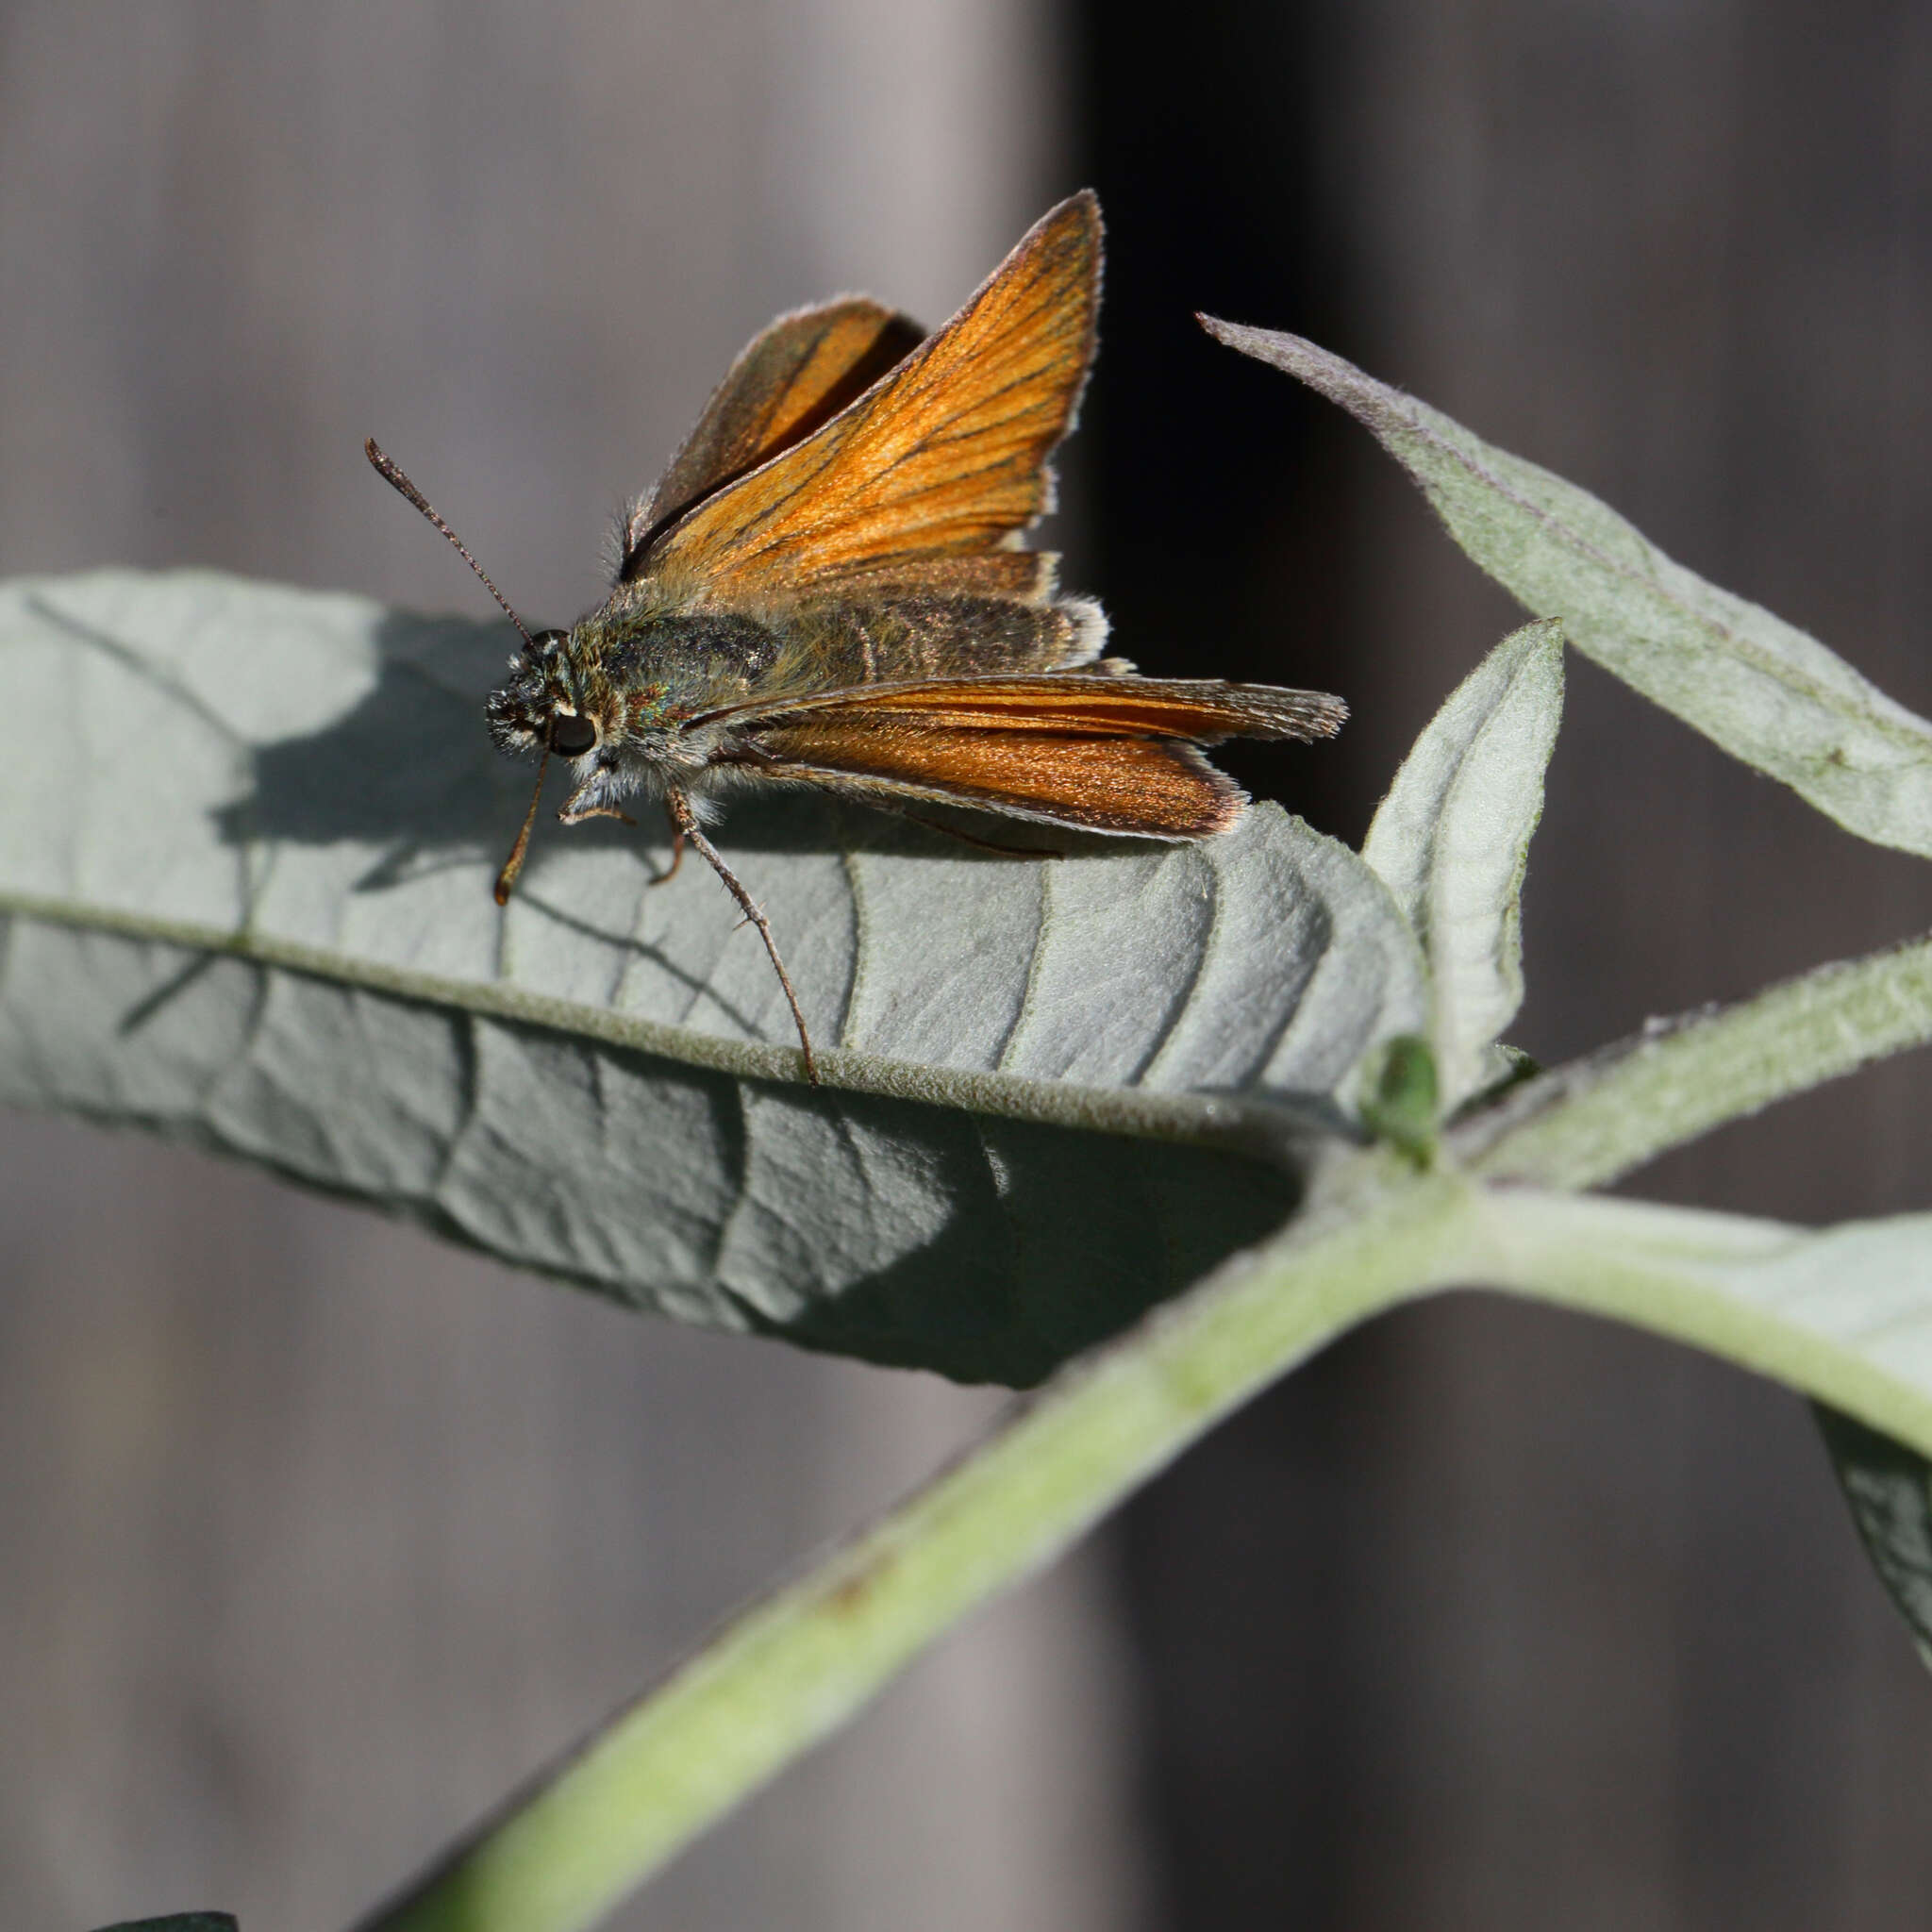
1363;618;1564;1111
1206;318;1932;862
0;571;1423;1382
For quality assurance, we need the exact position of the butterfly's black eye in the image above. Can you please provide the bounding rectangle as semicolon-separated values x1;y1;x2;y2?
550;712;597;757
531;628;567;650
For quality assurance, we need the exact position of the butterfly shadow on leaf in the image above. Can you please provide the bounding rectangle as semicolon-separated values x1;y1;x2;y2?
215;608;1135;897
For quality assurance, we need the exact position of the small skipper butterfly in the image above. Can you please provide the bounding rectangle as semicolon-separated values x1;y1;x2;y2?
368;192;1345;1082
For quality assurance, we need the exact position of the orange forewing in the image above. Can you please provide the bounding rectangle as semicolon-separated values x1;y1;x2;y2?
751;718;1242;836
623;298;924;572
639;192;1101;598
717;674;1349;743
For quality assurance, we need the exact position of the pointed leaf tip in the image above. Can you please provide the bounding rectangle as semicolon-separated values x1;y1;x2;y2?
1363;620;1565;1110
1207;320;1932;861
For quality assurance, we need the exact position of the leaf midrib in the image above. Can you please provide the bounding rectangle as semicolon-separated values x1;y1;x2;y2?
0;886;1311;1155
1225;325;1932;758
1396;390;1926;748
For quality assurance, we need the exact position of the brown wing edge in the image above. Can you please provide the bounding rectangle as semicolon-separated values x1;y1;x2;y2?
620;298;925;577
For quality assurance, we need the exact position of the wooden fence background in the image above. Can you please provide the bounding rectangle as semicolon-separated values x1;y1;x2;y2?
6;1;1932;1926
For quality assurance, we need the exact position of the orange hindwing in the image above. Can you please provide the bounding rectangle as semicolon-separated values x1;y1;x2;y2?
719;672;1348;836
622;297;924;571
749;720;1243;837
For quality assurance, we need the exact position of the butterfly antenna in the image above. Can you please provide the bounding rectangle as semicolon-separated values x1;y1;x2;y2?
494;743;552;906
365;438;539;654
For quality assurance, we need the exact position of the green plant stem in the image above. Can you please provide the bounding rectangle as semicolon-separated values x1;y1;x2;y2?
1456;929;1932;1188
1471;1189;1932;1448
353;1157;1932;1932
354;1153;1480;1932
345;928;1932;1932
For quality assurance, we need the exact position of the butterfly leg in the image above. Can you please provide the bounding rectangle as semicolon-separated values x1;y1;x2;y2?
665;786;819;1086
558;801;636;826
650;820;686;887
559;796;684;883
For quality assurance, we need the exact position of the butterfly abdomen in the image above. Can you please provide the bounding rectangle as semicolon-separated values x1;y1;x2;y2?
786;590;1107;686
591;606;782;682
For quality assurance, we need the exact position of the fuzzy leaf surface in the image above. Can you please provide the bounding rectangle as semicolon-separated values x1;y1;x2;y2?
0;571;1421;1382
1206;319;1932;859
1363;619;1563;1108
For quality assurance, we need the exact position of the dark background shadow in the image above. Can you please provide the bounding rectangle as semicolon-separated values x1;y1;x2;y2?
1083;2;1932;1925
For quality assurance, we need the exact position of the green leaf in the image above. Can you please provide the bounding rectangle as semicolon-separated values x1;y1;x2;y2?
1362;619;1563;1108
1204;318;1932;860
1813;1404;1932;1671
0;570;1424;1382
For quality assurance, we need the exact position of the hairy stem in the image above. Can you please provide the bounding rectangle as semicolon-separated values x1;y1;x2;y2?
1454;930;1932;1188
354;1155;1479;1932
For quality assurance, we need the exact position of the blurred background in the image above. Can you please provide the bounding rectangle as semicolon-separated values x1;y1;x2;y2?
4;2;1932;1927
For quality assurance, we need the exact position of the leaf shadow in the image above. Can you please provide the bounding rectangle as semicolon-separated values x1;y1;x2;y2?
212;612;528;873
